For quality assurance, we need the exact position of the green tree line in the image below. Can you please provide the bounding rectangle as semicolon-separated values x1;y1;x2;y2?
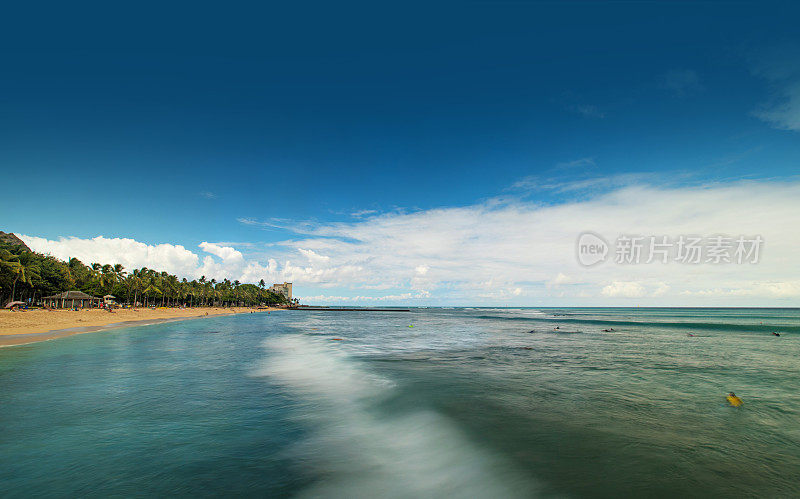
0;241;288;307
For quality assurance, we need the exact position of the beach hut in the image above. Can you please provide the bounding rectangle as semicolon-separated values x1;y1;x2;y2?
43;291;103;309
103;294;116;305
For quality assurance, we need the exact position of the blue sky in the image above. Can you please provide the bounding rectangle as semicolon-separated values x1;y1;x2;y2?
3;1;800;305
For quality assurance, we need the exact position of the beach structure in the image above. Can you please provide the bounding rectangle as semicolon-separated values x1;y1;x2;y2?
104;294;116;305
269;282;292;301
43;291;103;309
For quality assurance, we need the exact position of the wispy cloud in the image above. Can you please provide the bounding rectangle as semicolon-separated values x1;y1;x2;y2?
567;104;605;119
554;157;596;170
659;69;703;97
510;172;659;193
751;46;800;132
351;209;378;218
237;217;318;234
199;191;218;199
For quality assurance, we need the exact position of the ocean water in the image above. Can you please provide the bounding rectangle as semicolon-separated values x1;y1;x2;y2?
1;308;799;497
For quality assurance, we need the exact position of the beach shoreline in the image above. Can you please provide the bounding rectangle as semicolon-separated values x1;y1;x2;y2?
0;307;279;347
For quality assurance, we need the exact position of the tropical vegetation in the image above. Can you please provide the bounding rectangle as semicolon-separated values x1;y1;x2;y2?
0;240;288;308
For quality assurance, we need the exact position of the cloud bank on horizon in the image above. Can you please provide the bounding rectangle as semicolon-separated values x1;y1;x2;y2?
19;178;800;306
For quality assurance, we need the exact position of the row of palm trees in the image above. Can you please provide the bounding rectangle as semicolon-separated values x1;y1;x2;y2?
0;242;288;307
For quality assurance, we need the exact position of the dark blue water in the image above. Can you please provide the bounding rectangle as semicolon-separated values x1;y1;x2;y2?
1;308;799;497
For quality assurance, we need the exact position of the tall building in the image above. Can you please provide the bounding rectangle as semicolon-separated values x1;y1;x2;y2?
269;282;292;301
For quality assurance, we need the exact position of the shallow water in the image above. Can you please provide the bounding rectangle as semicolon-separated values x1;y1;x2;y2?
1;308;799;497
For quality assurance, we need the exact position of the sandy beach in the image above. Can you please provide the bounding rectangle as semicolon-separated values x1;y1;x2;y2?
0;307;278;347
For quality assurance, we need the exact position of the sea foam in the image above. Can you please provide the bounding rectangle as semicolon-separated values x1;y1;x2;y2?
255;334;539;498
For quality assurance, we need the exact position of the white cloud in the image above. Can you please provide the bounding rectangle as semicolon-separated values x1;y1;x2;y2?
19;235;201;277
298;248;331;264
199;242;244;262
601;281;647;298
652;282;670;297
20;178;800;305
547;273;575;288
272;179;800;304
681;281;800;298
297;291;431;302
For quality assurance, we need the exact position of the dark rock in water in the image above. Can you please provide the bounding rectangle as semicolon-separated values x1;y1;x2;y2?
521;347;533;350
207;331;221;334
772;332;781;336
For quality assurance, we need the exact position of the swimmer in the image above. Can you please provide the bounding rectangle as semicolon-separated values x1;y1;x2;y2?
772;332;781;336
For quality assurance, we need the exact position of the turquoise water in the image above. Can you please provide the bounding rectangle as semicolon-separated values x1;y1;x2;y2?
1;308;799;497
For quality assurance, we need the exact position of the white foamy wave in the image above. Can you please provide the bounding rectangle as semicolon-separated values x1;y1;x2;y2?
255;334;540;498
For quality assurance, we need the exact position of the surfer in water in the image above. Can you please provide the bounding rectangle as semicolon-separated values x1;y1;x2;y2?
726;392;743;407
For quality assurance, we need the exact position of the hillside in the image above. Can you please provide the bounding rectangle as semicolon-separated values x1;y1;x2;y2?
0;231;31;252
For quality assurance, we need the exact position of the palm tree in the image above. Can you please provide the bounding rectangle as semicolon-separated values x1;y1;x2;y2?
129;268;148;306
178;278;189;306
1;249;21;302
113;263;126;278
8;252;41;302
258;279;266;305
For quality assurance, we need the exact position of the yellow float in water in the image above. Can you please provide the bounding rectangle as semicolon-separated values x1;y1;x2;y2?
726;393;743;407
